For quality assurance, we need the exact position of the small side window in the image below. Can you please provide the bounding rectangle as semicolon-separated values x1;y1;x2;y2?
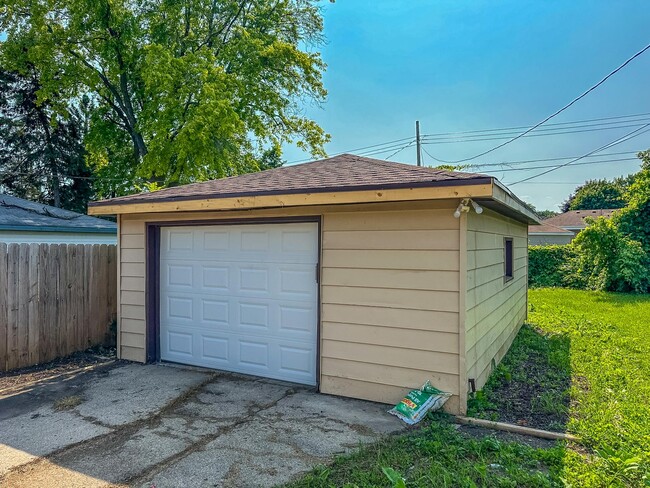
504;237;514;282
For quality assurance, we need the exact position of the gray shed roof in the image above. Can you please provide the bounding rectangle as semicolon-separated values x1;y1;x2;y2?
0;194;117;234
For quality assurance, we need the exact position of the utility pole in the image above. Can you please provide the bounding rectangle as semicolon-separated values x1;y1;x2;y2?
415;120;422;166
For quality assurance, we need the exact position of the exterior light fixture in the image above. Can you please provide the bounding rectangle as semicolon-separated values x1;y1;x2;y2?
453;198;482;218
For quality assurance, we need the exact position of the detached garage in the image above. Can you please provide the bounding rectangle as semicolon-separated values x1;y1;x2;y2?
88;154;539;414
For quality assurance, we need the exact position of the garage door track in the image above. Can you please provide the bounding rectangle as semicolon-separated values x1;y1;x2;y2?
0;362;405;487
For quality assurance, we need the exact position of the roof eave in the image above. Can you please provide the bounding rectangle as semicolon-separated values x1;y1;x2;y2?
87;177;493;210
480;180;541;225
87;179;496;216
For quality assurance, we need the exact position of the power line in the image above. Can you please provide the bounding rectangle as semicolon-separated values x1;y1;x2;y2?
509;124;650;185
286;112;650;166
355;139;417;157
418;146;643;173
420;112;650;139
285;135;414;165
421;121;650;147
425;42;650;164
385;140;416;160
463;151;639;168
512;181;588;185
421;117;650;142
481;157;638;173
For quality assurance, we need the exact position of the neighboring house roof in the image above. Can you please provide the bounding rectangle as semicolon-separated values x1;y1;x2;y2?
528;222;575;235
541;209;618;229
0;194;117;234
88;154;540;224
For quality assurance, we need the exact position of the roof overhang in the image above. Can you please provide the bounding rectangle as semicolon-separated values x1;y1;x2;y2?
472;179;540;224
88;177;540;225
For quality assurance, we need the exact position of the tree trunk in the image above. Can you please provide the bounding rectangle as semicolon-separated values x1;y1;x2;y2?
51;173;61;208
131;130;148;160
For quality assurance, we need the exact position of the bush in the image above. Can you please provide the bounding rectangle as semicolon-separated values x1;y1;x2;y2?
528;245;574;288
568;217;650;293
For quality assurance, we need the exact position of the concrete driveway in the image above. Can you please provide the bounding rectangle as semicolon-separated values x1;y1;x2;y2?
0;362;405;487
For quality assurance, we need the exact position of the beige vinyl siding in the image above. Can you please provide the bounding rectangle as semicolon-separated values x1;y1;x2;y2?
465;209;528;391
116;200;463;411
118;216;146;362
320;207;462;413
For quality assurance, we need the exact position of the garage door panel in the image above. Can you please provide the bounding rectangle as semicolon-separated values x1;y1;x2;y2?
279;304;316;333
238;301;270;330
239;267;270;293
279;344;315;376
165;330;193;356
201;299;229;326
163;294;316;336
202;336;229;361
203;230;230;250
162;327;316;383
281;229;318;253
202;266;229;290
280;267;316;298
160;223;318;385
167;296;194;321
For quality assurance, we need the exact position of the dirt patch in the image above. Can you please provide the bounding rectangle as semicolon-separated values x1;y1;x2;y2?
0;346;117;393
468;325;572;433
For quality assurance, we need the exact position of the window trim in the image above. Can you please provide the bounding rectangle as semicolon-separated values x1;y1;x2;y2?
504;237;514;283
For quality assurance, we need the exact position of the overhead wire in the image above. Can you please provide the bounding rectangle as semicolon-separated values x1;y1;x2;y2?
384;140;416;160
462;151;639;169
508;124;650;185
420;112;650;139
286;112;650;166
420;121;650;147
479;157;638;173
285;135;414;165
421;42;650;164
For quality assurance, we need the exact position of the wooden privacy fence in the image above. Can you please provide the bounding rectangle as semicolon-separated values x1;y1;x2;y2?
0;243;117;372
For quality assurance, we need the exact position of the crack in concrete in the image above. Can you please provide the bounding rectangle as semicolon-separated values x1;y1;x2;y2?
0;372;218;484
125;386;300;486
2;370;400;488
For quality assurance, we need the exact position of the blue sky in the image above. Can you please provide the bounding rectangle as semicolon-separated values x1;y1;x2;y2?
283;1;650;211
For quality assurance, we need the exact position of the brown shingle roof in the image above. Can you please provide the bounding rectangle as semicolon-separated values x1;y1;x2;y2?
89;154;491;207
542;209;618;228
528;222;574;234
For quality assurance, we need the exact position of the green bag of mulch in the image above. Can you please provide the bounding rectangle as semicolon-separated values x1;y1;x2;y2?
389;381;451;425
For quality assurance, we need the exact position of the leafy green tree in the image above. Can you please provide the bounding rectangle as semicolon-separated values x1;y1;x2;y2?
524;201;558;220
536;209;559;219
1;0;329;197
561;178;630;212
616;150;650;253
0;69;93;212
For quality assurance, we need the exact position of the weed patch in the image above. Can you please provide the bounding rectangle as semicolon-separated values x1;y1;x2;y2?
54;395;83;410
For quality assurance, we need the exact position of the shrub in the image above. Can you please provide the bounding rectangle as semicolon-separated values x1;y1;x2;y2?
568;217;650;293
528;245;574;288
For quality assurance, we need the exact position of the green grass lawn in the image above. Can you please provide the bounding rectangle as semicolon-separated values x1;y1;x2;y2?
520;289;650;486
287;289;650;488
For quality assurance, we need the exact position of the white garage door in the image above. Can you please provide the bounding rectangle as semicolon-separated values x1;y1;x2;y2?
159;222;319;385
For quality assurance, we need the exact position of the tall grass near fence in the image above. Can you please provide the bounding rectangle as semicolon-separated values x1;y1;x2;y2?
0;243;117;372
